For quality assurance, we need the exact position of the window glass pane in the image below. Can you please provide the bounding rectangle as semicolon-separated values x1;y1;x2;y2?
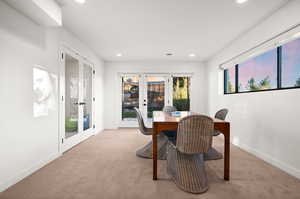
122;76;139;121
238;49;277;92
173;77;190;111
83;64;93;131
282;38;300;88
225;66;236;93
65;54;79;138
146;77;165;118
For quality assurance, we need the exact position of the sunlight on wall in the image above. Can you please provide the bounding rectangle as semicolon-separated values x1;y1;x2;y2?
33;66;57;117
232;136;240;146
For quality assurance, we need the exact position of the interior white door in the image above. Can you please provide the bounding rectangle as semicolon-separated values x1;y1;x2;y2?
60;48;95;152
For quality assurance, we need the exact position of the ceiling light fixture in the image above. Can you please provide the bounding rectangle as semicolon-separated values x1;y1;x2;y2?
74;0;86;4
116;53;122;57
165;53;173;56
189;53;196;57
236;0;248;4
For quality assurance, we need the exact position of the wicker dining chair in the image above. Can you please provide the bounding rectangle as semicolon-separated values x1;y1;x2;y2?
166;115;214;194
213;109;228;136
204;108;228;161
161;106;178;140
134;108;168;160
162;106;177;113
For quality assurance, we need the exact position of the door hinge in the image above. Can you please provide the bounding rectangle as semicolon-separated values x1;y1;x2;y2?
93;97;95;101
93;70;95;75
93;124;95;129
61;53;64;60
62;138;64;144
62;96;64;101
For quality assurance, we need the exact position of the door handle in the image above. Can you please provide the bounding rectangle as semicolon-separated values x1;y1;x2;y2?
74;102;86;105
143;104;146;106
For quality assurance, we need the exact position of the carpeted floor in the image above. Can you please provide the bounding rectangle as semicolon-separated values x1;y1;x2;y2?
1;129;300;199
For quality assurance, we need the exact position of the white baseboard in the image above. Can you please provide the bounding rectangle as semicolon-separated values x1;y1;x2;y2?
0;153;62;192
232;140;300;180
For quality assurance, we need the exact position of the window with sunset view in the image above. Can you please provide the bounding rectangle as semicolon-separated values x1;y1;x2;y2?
224;37;300;94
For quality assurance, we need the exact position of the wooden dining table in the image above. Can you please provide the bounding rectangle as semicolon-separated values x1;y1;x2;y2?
152;111;230;181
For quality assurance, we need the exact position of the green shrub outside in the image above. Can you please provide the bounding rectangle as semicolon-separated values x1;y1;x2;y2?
65;117;78;132
173;99;190;111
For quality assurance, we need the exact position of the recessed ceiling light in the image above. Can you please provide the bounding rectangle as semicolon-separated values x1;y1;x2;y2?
74;0;85;4
189;53;196;57
116;53;122;57
165;53;173;56
236;0;248;4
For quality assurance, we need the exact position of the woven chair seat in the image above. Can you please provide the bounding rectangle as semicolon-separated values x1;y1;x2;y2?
136;135;168;160
162;106;177;113
204;147;223;161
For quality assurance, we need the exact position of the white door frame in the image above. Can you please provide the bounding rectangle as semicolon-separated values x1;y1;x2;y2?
118;73;192;128
59;46;95;153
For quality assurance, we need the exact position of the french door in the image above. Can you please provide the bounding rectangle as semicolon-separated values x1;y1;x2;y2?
60;48;95;152
120;73;191;127
143;74;170;126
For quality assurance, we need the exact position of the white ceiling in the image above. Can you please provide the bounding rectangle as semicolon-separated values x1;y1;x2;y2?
59;0;289;61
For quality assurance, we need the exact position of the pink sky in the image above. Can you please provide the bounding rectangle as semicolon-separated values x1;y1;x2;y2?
239;49;277;90
227;37;300;91
282;38;300;87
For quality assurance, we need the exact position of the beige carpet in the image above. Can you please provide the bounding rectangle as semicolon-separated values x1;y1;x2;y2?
0;129;299;199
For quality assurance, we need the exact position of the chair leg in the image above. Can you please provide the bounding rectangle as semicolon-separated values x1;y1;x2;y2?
204;147;223;161
167;143;209;194
136;135;167;160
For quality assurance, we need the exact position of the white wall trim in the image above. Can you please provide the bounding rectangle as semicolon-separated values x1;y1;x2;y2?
0;153;62;192
232;139;300;180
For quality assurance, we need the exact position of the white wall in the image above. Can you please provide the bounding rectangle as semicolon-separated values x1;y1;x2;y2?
104;61;207;129
206;0;300;179
0;1;104;192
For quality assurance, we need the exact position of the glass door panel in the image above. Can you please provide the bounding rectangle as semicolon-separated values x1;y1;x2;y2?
122;76;139;121
83;63;93;131
65;54;80;139
146;76;166;118
172;77;191;111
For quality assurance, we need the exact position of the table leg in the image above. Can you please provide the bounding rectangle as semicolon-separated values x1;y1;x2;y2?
224;123;230;181
153;124;158;180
